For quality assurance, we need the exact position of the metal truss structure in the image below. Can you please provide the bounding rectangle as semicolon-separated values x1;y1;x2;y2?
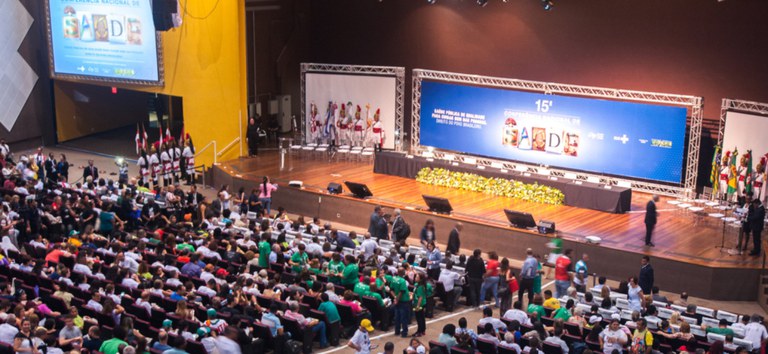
411;69;704;197
300;63;406;151
718;98;768;146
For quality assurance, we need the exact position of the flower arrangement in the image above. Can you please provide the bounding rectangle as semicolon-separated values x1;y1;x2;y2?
415;167;565;205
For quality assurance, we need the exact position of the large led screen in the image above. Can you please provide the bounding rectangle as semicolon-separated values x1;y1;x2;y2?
47;0;161;85
419;81;688;183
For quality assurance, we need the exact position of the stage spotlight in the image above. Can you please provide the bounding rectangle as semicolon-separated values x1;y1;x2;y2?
541;0;553;10
427;0;436;3
477;0;488;7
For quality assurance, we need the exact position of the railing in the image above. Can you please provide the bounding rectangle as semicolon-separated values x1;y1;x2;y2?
216;137;241;158
196;140;217;164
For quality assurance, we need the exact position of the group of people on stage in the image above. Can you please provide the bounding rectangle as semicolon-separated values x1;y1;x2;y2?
309;101;386;151
717;149;768;205
137;135;196;188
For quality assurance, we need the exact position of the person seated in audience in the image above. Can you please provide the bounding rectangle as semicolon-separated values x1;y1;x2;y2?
151;330;173;352
703;319;734;336
682;304;702;325
544;327;569;354
599;318;627;354
405;338;426;354
455;317;478;344
674;291;689;307
528;294;546;322
582;292;596;306
744;314;768;352
553;299;573;321
523;322;549;341
479;306;507;333
658;319;673;334
82;325;102;352
731;314;750;332
437;323;458;350
644;305;661;328
650;286;669;304
339;290;365;315
660;322;696;343
479;323;501;346
504;300;532;326
284;301;328;348
543;290;561;309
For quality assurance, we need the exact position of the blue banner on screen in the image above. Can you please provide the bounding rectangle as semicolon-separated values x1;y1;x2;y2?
419;81;687;183
48;0;160;83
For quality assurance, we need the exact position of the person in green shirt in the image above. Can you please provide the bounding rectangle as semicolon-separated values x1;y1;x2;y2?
553;299;573;321
354;280;371;298
290;244;309;273
258;233;271;268
99;326;129;354
527;293;546;322
308;258;322;275
392;267;412;337
341;254;360;289
327;253;345;285
318;293;341;323
412;273;429;337
704;319;735;336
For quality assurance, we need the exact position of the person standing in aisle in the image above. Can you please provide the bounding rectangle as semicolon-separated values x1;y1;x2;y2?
447;222;462;255
258;176;278;217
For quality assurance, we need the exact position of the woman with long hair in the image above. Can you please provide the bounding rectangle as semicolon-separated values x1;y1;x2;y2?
412;272;429;337
499;257;518;313
419;219;435;247
258;176;278;217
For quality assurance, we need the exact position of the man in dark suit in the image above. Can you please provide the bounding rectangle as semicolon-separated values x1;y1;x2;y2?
368;205;388;240
644;195;659;247
748;199;766;256
186;184;203;207
82;160;98;181
639;255;654;294
447;222;463;255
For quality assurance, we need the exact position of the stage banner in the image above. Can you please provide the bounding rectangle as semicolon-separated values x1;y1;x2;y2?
47;0;161;84
305;73;396;149
419;80;687;184
722;111;768;165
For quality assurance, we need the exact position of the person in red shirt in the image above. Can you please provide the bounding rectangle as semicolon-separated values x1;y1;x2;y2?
480;251;501;307
554;249;573;299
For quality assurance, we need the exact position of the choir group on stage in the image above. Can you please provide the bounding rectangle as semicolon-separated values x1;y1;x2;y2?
309;101;386;151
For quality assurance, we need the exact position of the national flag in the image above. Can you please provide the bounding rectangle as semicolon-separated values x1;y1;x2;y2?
142;123;149;150
323;102;335;137
710;145;721;197
158;121;164;148
166;126;172;144
180;126;185;145
727;148;739;195
135;123;141;155
744;150;753;195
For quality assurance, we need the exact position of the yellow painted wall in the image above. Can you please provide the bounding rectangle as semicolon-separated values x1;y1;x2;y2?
132;0;248;166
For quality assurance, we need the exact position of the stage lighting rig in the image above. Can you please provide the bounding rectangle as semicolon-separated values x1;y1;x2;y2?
477;0;488;7
541;0;554;10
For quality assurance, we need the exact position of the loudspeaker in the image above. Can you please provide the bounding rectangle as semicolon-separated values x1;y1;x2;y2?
537;220;556;234
327;182;343;195
152;0;177;31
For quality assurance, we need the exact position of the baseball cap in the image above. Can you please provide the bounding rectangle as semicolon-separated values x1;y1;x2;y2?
69;230;79;236
216;268;229;277
162;319;172;328
361;319;374;332
416;345;426;354
611;313;621;321
207;308;217;318
196;327;211;337
589;315;602;324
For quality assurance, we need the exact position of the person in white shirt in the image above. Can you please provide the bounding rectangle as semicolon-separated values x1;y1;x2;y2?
744;314;768;351
478;323;501;345
360;233;378;261
544;327;569;354
479;306;507;332
197;279;218;298
600;319;627;354
438;261;463;310
504;300;532;326
348;319;376;354
214;326;241;354
500;331;522;353
0;314;18;344
87;293;104;313
325;283;341;303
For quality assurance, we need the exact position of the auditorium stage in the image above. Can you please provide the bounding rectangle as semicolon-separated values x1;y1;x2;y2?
211;151;763;300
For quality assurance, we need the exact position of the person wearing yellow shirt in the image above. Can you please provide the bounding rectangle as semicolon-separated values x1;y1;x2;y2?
542;289;561;309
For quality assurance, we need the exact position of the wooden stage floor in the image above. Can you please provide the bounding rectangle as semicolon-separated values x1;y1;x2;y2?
219;152;760;269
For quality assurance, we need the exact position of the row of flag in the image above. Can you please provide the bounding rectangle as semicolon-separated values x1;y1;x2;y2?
134;122;186;155
710;145;757;196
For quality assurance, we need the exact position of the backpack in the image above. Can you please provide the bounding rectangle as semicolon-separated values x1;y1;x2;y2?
401;221;411;238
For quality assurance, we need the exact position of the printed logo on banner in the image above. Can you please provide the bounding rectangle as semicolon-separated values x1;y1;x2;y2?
62;6;142;45
502;113;579;157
